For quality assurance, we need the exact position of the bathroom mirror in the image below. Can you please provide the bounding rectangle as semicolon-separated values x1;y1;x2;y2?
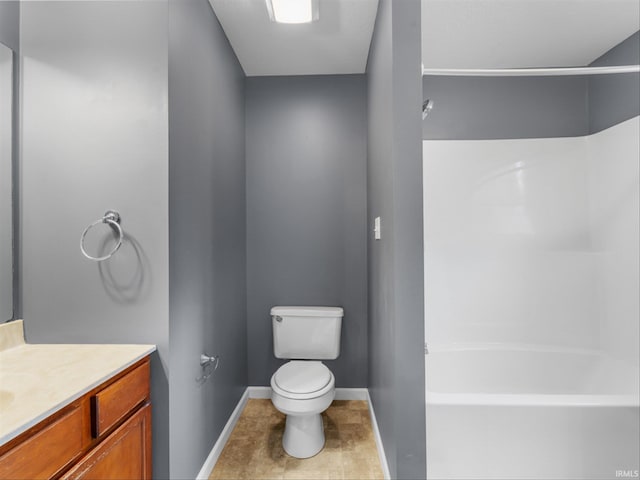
0;41;13;321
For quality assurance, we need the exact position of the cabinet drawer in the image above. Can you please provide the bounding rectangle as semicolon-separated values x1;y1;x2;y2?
92;361;150;438
0;405;86;479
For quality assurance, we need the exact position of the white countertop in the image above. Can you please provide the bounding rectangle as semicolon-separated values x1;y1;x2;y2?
0;320;156;446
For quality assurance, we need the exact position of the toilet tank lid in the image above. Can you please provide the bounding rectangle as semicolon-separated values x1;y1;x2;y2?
270;306;344;317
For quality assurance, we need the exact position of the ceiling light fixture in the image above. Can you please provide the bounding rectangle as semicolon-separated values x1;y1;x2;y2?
266;0;319;24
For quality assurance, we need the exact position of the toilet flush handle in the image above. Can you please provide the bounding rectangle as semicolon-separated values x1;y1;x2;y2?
274;315;283;323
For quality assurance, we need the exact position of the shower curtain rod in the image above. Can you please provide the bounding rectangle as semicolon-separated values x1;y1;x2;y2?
421;65;640;77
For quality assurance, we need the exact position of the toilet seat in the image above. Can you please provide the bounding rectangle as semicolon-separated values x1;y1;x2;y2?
271;361;334;400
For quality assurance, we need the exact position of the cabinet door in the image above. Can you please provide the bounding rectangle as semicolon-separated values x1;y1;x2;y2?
0;404;88;480
62;404;151;480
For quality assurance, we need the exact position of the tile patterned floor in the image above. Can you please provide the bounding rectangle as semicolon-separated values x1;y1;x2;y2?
209;399;385;480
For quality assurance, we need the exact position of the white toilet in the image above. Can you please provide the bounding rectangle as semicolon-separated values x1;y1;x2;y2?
270;306;343;459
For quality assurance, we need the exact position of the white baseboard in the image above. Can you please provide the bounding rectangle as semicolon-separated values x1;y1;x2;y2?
196;386;390;480
195;388;249;480
367;390;391;480
247;386;271;398
335;387;368;400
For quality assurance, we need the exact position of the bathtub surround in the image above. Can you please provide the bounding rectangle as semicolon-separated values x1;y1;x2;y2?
423;136;595;348
423;117;640;479
366;0;426;479
587;117;640;367
246;75;368;388
422;29;640;476
422;125;638;349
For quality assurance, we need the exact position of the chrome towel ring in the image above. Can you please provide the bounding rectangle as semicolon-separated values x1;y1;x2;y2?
80;210;124;261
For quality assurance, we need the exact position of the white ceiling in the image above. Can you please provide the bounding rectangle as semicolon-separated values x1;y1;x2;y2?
209;0;379;76
422;0;640;69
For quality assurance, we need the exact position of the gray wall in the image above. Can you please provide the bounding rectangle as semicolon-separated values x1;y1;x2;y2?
19;3;170;477
0;1;19;52
366;0;396;471
0;0;19;323
422;76;589;140
0;43;12;322
246;75;368;388
422;31;640;141
367;0;426;478
168;0;246;477
589;31;640;134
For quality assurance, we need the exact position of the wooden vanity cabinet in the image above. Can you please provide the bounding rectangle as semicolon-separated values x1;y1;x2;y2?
0;357;151;480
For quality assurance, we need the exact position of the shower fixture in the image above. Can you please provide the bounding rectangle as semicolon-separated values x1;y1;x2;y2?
422;99;434;120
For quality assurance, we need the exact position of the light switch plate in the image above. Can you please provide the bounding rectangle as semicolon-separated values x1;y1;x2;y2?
374;216;381;240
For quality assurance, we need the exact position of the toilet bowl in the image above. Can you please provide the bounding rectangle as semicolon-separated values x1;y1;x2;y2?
271;360;335;458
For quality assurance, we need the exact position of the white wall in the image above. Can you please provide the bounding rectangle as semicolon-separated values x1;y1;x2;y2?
423;136;598;350
587;116;640;366
423;117;639;369
0;44;12;321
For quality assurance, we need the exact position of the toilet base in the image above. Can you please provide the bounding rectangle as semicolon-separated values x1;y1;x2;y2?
282;413;325;458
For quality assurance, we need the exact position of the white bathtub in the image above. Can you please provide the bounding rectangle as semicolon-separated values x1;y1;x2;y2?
425;345;640;480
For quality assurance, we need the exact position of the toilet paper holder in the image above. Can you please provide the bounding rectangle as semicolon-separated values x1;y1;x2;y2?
196;353;220;384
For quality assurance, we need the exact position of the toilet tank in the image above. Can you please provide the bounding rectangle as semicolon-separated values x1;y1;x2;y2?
271;306;343;360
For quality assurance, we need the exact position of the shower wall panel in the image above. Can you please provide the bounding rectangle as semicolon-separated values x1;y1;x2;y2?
423;117;640;479
423;136;599;350
424;117;639;358
587;116;640;366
